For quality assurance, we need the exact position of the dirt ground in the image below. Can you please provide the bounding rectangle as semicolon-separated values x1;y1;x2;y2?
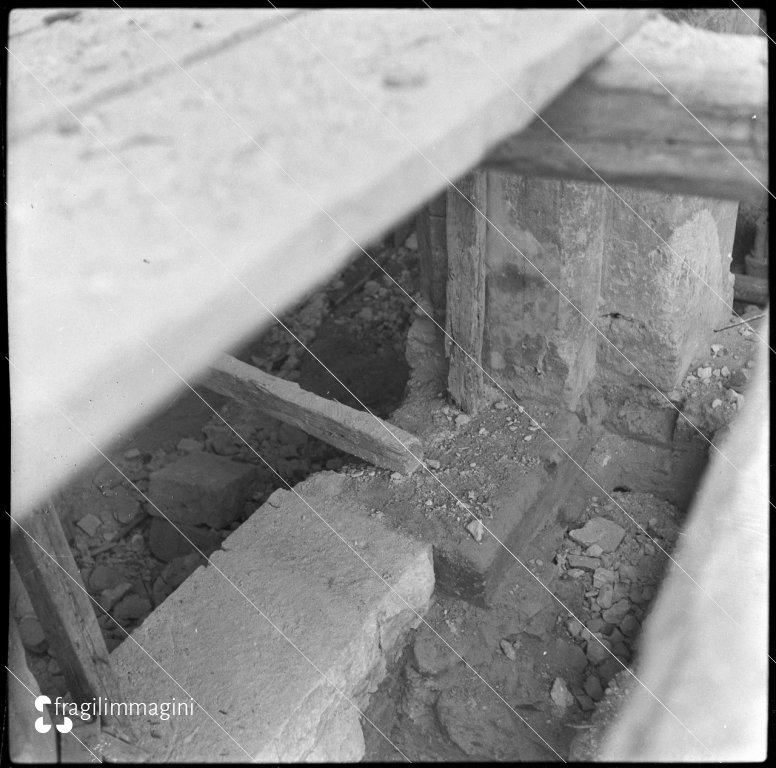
14;225;763;762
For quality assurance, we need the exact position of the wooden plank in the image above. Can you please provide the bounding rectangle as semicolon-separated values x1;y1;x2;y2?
8;9;649;517
446;170;488;413
734;273;769;305
10;505;138;742
484;17;768;202
416;192;448;324
202;354;423;473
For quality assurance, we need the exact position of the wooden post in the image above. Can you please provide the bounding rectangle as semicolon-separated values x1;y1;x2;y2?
416;191;449;325
445;170;488;413
10;505;135;740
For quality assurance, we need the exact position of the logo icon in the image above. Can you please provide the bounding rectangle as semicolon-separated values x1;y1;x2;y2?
34;695;72;734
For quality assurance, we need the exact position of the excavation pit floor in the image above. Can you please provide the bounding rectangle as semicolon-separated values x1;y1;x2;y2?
14;225;764;761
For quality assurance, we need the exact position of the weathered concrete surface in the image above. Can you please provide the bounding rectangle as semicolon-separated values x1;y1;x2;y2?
104;472;433;762
596;188;737;390
482;173;605;411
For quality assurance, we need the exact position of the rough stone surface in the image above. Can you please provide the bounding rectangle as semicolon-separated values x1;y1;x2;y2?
483;173;604;411
147;451;260;528
111;472;434;762
569;517;626;552
435;683;555;760
596;188;737;390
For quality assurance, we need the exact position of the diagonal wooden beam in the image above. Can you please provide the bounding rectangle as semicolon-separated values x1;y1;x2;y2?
201;354;423;473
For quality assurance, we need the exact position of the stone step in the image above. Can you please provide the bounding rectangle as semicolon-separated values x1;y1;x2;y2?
73;472;433;762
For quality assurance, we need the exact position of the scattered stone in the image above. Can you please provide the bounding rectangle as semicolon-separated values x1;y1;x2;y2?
19;616;48;654
413;631;461;676
596;583;614;610
727;370;748;392
696;366;712;380
575;693;595;712
465;518;485;543
76;513;102;537
567;618;584;637
113;594;152;624
711;398;722;409
585;544;604;558
586;616;606;634
148;517;223;562
404;232;418;251
569;517;625;553
720;365;730;377
602;599;631;625
500;639;517;661
123;448;141;460
426;459;441;470
566;554;600;571
567;568;586;579
390;471;403;483
584;675;604;702
98;582;134;613
89;565;123;592
586;636;611;665
597;657;625;686
494;401;508;410
619;614;641;637
202;423;241;456
455;414;471;427
436;685;553;760
550;678;575;711
710;344;724;357
177;437;203;453
148;452;260;528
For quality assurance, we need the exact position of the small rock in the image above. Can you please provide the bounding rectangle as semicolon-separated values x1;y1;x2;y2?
99;582;134;613
584;675;604;702
113;594;152;624
597;657;626;686
426;459;441;470
596;583;614;610
465;518;485;543
720;366;730;377
569;517;626;553
123;448;141;460
619;614;641;637
89;565;123;592
177;437;203;453
566;554;600;571
567;618;584;637
390;471;403;483
413;631;461;676
585;544;604;557
575;693;595;712
710;344;724;357
500;639;517;660
567;568;586;579
586;636;611;665
76;513;102;537
593;568;617;588
696;366;712;380
711;398;722;409
727;370;748;392
19;616;48;654
602;599;631;625
550;678;575;710
455;414;471;427
494;401;508;410
404;232;418;251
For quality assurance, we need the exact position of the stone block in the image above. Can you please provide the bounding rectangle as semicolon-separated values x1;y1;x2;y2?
596;187;737;390
148;451;259;528
111;472;434;762
482;172;604;411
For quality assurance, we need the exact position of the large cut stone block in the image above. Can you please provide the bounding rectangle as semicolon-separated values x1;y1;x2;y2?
106;472;433;762
482;172;604;411
597;188;736;390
